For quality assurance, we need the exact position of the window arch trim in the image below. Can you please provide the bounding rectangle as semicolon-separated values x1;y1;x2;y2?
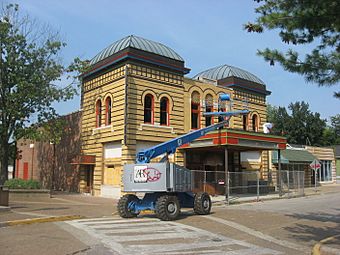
252;113;259;132
105;97;112;126
96;99;102;128
205;94;214;126
144;94;154;124
191;91;201;129
160;97;169;126
242;114;248;131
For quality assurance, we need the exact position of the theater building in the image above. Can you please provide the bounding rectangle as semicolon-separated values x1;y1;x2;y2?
76;35;286;198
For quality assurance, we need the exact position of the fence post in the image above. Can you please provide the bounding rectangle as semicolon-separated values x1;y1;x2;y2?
287;171;290;198
225;148;229;205
278;150;282;197
204;171;206;193
256;170;260;202
302;171;305;196
226;172;230;205
297;171;300;196
314;169;317;193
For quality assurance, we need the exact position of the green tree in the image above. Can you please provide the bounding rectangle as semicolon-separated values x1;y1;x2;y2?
245;0;340;98
267;104;290;136
322;114;340;145
321;127;337;146
289;102;326;145
0;4;79;185
330;114;340;140
267;102;327;145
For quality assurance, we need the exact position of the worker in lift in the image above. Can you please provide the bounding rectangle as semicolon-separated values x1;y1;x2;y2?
263;122;274;134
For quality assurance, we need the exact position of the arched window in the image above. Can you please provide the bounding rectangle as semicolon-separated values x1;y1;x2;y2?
105;97;112;125
160;97;169;126
144;94;154;124
191;92;200;129
218;96;226;123
252;114;258;132
205;94;213;126
96;99;102;128
243;115;248;131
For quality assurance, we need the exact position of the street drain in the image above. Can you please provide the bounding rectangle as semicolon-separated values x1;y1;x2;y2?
212;238;222;242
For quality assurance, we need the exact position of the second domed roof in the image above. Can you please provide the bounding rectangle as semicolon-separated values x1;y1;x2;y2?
193;64;265;85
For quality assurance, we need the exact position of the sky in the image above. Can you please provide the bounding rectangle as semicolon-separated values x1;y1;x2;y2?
6;0;340;122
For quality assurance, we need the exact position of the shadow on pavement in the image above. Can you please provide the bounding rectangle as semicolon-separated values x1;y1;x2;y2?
30;207;70;211
283;211;340;253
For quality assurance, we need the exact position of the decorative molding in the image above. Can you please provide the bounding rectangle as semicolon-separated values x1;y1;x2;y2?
92;125;114;135
139;123;176;134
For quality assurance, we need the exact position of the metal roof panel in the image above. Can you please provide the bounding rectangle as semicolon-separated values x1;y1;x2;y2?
193;64;265;85
90;35;184;65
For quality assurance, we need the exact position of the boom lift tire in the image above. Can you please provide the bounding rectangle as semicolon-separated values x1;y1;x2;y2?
193;192;211;215
155;195;180;221
118;194;139;218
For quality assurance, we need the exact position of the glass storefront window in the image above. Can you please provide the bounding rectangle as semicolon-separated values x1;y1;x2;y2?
319;160;332;182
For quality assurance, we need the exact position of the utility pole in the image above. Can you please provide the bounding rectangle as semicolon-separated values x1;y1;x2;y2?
49;142;55;198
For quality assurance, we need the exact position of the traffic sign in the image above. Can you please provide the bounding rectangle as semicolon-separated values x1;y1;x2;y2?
310;159;321;171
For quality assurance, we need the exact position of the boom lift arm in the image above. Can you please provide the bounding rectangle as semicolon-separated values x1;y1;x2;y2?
119;94;250;221
136;109;249;163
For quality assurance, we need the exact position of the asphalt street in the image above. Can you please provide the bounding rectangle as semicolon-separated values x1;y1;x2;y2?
0;186;339;255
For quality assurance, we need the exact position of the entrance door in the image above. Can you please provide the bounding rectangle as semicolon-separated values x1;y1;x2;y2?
227;151;244;194
23;162;29;180
204;165;225;195
84;165;94;193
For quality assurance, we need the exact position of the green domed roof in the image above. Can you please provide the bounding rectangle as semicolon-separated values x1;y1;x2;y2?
193;64;265;85
90;35;184;65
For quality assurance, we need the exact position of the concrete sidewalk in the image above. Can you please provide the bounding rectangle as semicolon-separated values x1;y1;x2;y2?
0;193;117;224
1;183;339;223
211;183;340;205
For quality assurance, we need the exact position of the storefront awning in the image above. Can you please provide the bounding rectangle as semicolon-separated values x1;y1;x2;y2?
181;129;286;151
70;155;96;165
272;149;316;164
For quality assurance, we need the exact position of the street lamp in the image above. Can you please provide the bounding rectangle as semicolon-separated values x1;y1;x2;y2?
49;141;56;198
29;143;34;180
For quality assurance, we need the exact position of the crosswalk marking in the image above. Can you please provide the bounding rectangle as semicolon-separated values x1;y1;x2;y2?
67;217;283;255
97;225;181;234
89;221;169;228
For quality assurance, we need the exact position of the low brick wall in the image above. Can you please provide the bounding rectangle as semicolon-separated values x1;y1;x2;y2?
9;189;50;200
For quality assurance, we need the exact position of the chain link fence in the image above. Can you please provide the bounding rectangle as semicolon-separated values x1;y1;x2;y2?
190;170;305;204
277;170;305;198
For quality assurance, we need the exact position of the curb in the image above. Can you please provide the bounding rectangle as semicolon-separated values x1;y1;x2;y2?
312;234;340;255
212;190;331;207
0;206;10;212
0;215;84;228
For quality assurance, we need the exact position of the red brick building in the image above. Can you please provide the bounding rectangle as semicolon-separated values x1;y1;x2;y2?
15;111;82;192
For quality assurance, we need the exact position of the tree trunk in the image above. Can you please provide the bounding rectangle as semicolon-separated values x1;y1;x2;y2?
0;141;9;185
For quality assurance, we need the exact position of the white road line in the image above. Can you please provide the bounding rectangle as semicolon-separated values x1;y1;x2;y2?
162;249;225;255
127;241;234;253
98;226;185;234
87;221;170;228
204;215;307;252
67;217;284;255
112;232;205;242
75;217;157;223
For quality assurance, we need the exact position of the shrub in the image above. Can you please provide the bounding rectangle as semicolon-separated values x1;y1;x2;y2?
4;179;41;189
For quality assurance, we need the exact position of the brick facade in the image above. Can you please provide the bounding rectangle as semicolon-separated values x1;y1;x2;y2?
16;111;82;191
